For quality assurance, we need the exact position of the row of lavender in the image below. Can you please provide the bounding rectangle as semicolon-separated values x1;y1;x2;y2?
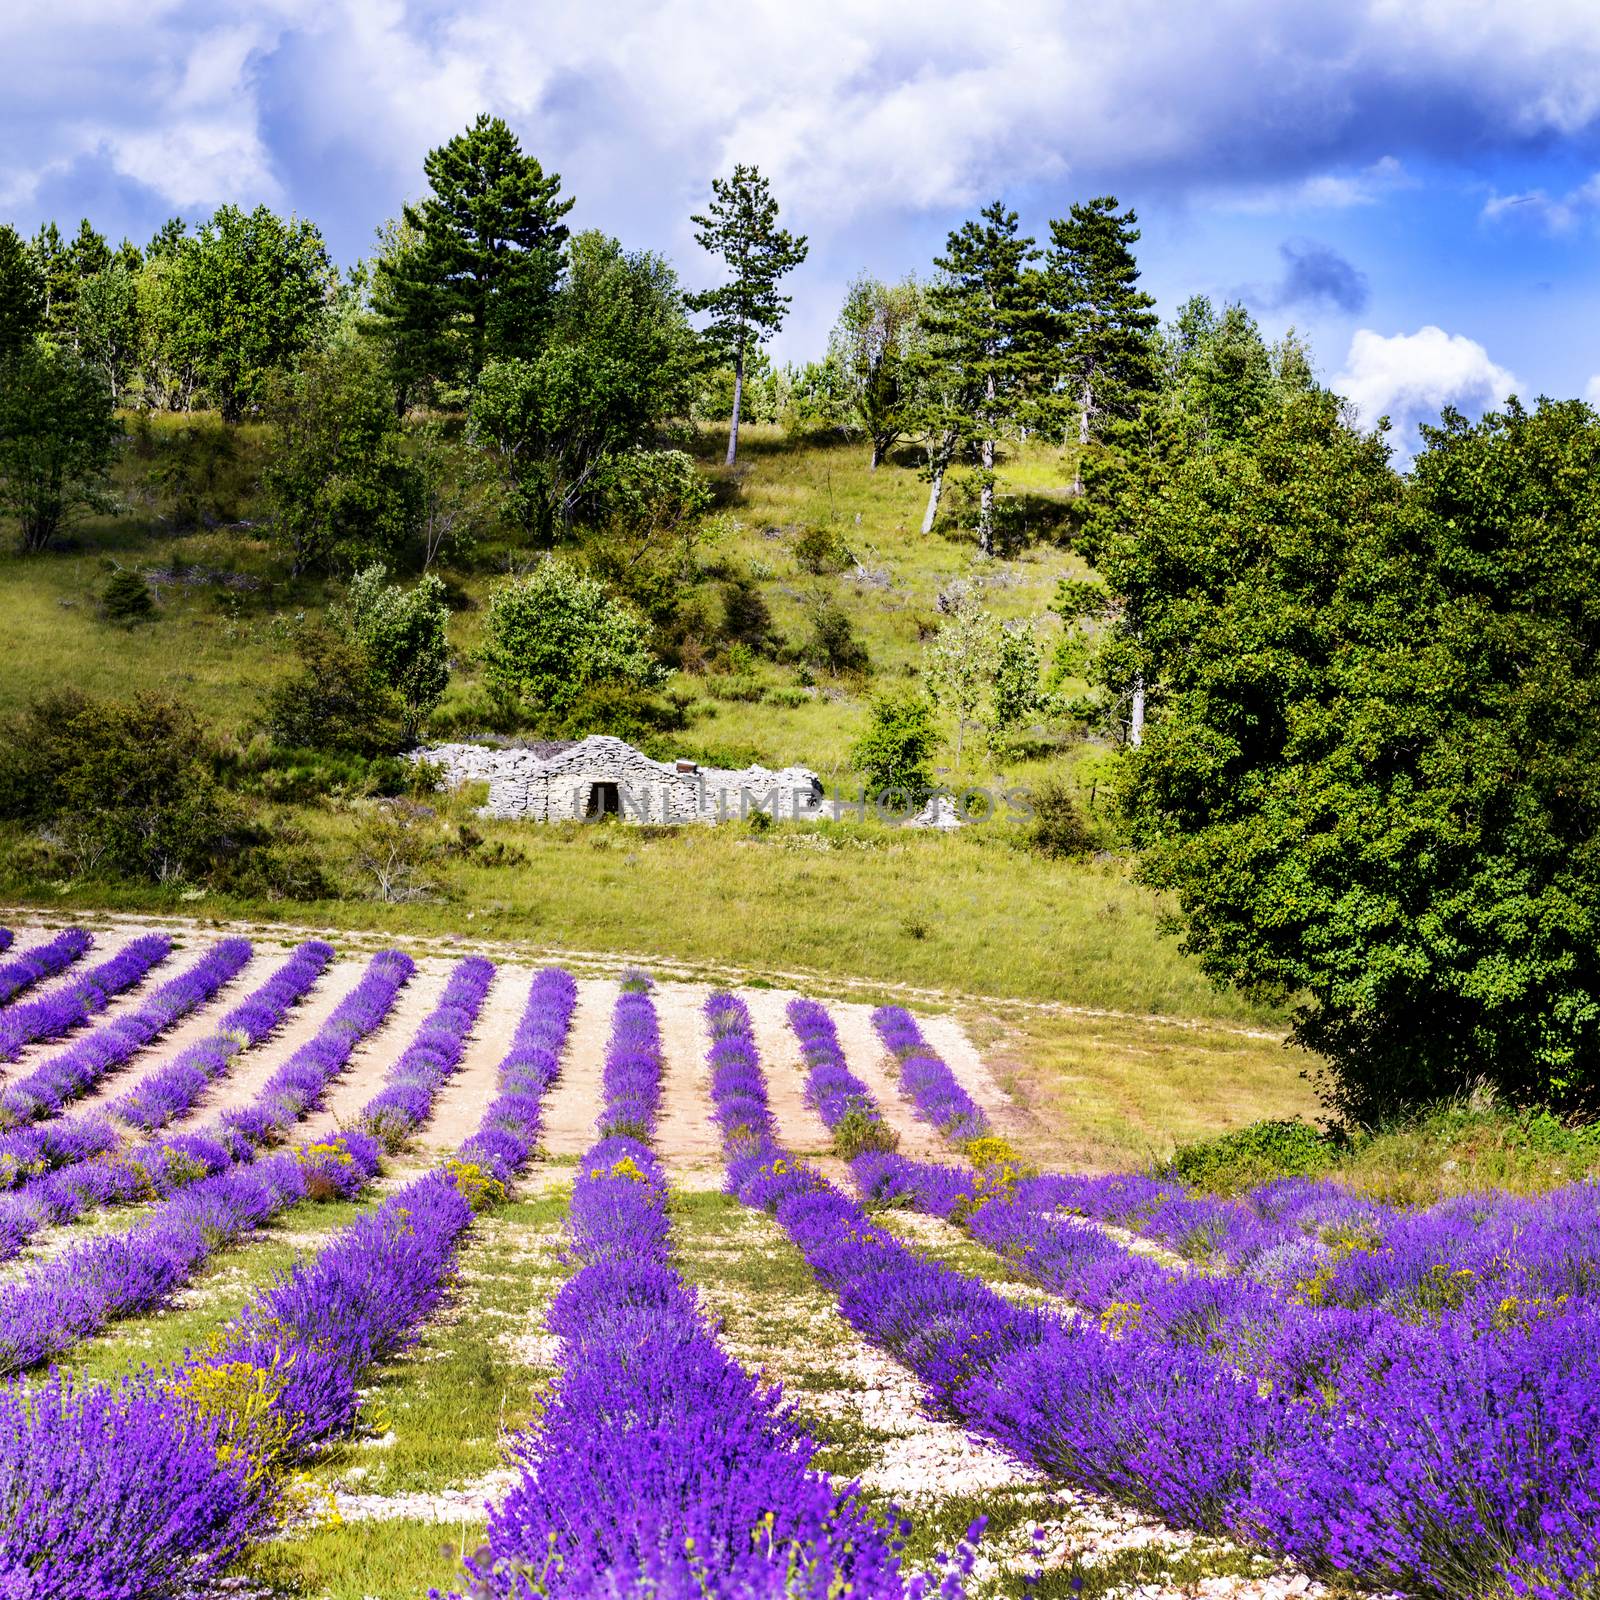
0;933;171;1060
872;1005;1600;1321
459;973;973;1600
0;927;89;1008
849;1004;1600;1598
2;960;582;1593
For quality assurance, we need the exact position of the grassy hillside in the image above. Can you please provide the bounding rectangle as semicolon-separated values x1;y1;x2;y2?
0;412;1289;1036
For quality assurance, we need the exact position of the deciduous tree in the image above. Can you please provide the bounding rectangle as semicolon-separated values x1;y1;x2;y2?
828;276;927;469
166;205;334;420
0;339;118;552
262;341;418;573
1110;391;1600;1115
481;560;665;722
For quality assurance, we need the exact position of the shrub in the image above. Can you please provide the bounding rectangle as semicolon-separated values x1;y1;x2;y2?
793;526;850;575
101;568;155;624
720;575;778;653
806;599;868;676
1167;1118;1339;1195
0;691;244;883
1029;775;1095;859
335;565;451;738
832;1106;900;1159
850;693;937;800
348;799;445;903
261;626;406;758
481;560;667;726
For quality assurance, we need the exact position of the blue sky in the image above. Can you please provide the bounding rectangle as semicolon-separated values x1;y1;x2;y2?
7;1;1600;458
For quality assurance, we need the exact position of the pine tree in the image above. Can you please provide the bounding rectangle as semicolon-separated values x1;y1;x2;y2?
0;226;44;363
373;115;572;388
924;202;1042;555
1040;197;1158;485
27;223;73;339
687;165;808;466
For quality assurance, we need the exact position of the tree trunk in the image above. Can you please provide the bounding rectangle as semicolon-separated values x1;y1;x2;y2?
921;468;944;535
1072;379;1092;495
1129;674;1146;747
978;437;995;556
725;343;744;467
869;439;881;470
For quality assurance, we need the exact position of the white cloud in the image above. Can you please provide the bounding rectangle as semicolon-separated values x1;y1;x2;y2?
1335;326;1518;464
11;1;1600;229
1481;171;1600;232
1583;374;1600;405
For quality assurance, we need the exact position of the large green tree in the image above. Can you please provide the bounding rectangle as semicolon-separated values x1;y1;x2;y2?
166;205;333;420
924;202;1042;555
687;164;808;466
373;114;572;388
1039;197;1158;485
1110;391;1600;1116
262;340;419;573
0;227;44;363
469;231;700;537
0;339;119;552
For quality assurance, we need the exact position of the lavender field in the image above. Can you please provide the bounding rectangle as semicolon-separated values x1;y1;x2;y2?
0;917;1592;1599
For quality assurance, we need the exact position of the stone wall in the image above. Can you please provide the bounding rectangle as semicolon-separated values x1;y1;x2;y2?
409;736;826;825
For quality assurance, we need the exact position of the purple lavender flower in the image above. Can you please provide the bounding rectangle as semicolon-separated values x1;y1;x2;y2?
0;933;171;1062
112;939;333;1132
0;926;91;1006
0;938;251;1126
356;955;494;1150
871;1005;989;1142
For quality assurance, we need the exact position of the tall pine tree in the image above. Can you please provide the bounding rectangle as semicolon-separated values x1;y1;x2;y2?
687;165;808;466
1040;196;1158;485
374;115;572;389
925;202;1041;556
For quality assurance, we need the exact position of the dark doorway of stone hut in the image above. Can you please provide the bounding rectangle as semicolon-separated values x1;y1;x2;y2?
585;782;621;819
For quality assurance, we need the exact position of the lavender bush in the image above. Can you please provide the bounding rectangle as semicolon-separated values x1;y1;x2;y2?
457;981;970;1600
0;937;252;1126
113;939;334;1131
0;926;90;1006
0;933;171;1061
871;1004;988;1142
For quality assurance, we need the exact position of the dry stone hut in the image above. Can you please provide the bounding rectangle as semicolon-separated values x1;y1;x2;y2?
415;735;827;825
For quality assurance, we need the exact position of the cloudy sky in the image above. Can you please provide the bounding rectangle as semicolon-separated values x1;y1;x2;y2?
7;0;1600;458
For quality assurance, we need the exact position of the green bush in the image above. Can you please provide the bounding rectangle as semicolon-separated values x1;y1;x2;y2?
261;625;407;757
793;526;850;575
336;565;451;738
720;575;778;653
850;693;937;799
102;568;155;624
832;1105;900;1159
481;560;666;726
0;691;245;883
806;599;868;676
1028;775;1095;859
1166;1118;1339;1195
